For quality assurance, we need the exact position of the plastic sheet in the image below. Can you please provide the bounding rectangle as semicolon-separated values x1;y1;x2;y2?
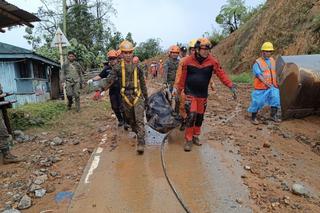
146;90;180;133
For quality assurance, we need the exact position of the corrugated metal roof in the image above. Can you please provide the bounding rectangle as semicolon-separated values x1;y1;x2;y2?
0;0;40;32
0;42;60;67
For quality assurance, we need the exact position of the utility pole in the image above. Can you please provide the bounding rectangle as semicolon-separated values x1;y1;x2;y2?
63;0;67;36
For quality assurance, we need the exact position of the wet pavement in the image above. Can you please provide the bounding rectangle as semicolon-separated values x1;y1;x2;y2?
68;124;252;213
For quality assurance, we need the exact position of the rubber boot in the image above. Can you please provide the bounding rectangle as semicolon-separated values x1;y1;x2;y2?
137;140;145;154
179;120;186;131
193;136;202;146
67;96;73;110
184;140;193;152
2;149;23;164
270;107;281;123
251;112;259;125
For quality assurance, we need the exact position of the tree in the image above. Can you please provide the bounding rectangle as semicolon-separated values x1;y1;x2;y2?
215;0;247;34
106;31;124;50
23;0;117;69
23;27;41;50
125;32;136;47
134;38;163;61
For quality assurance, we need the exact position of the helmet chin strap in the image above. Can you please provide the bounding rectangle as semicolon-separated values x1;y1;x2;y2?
195;50;207;63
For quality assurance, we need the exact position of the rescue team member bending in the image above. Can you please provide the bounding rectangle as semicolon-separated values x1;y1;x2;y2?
103;40;148;154
248;42;281;124
177;38;237;152
88;50;128;128
61;51;84;112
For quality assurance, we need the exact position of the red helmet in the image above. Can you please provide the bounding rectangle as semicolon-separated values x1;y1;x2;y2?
107;50;118;58
169;45;180;54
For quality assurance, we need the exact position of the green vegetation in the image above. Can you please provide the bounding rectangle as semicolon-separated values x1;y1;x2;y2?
134;38;163;61
215;0;265;35
9;101;66;130
230;72;253;84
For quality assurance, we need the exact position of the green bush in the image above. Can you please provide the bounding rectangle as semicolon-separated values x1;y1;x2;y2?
9;101;66;130
230;72;253;84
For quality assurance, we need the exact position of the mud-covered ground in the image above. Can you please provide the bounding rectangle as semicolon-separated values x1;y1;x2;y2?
0;80;319;213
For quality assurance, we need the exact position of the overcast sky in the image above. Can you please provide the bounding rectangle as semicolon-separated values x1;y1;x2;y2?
0;0;265;49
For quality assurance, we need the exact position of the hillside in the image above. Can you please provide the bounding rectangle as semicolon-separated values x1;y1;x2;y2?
213;0;320;73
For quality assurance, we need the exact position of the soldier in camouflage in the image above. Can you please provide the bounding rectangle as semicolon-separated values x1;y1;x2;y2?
0;83;22;164
103;40;148;154
61;51;84;112
164;45;180;115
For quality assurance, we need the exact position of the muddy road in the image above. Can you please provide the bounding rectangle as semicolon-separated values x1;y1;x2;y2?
0;81;319;212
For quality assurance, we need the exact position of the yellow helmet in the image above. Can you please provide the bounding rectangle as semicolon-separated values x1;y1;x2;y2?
119;40;134;52
261;42;274;51
188;39;197;48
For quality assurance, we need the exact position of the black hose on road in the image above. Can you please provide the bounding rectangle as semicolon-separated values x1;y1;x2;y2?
160;137;192;213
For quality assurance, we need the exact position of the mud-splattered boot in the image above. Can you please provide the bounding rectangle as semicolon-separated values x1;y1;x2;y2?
179;120;186;131
137;140;145;155
270;107;281;123
251;112;259;125
2;150;23;164
184;141;193;152
192;136;202;146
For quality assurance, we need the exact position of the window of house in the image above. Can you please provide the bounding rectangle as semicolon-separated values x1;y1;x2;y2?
33;61;46;79
16;60;31;78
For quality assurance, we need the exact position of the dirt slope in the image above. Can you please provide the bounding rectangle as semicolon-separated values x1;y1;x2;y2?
213;0;320;73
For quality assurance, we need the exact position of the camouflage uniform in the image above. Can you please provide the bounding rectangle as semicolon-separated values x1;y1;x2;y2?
164;57;180;114
0;84;21;164
103;61;148;147
0;113;10;152
0;84;9;152
61;60;83;111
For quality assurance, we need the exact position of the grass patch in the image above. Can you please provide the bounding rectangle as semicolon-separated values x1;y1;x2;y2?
230;72;253;84
9;101;66;130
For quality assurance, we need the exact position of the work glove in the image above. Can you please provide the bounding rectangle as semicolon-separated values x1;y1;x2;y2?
87;79;93;84
171;87;177;97
230;84;237;100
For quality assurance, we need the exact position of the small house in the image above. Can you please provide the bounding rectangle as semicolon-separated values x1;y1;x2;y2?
0;42;61;106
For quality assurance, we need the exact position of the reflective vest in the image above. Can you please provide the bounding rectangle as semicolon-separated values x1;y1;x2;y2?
253;57;278;90
120;60;141;107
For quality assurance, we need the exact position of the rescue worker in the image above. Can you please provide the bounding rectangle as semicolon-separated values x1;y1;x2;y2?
103;40;148;154
177;38;237;152
164;45;180;115
248;42;281;124
133;56;140;64
61;51;84;112
179;46;187;58
173;39;197;131
0;84;22;164
159;59;164;77
88;50;127;128
150;61;158;79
